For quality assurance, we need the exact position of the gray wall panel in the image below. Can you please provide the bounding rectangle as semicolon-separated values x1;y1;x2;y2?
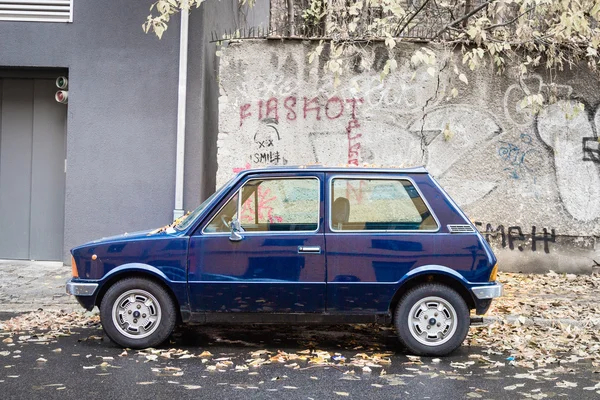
62;1;181;262
29;79;66;261
0;79;34;259
0;0;269;263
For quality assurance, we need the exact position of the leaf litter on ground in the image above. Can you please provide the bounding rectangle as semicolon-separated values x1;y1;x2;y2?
1;271;599;394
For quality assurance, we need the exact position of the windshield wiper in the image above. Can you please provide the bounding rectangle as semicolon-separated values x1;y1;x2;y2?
148;212;190;235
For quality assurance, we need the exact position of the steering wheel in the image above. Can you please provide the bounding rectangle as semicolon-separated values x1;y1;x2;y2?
221;215;231;229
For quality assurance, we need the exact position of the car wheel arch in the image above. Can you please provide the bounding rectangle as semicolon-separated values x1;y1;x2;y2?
389;271;476;319
95;269;183;324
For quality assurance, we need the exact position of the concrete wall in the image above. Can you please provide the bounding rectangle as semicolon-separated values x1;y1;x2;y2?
0;0;267;263
217;40;600;273
190;0;271;204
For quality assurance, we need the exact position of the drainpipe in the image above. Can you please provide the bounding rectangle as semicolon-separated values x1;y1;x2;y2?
173;5;189;220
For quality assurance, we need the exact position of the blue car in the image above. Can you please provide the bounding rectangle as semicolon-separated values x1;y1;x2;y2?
66;166;502;356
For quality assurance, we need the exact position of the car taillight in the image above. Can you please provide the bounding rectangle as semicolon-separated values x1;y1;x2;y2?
489;263;498;281
71;256;79;278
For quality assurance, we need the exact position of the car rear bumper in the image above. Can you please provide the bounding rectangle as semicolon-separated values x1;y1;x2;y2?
470;282;503;315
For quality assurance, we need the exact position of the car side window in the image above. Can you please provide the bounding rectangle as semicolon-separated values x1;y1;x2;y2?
330;178;438;231
240;178;319;232
204;177;320;233
204;193;239;233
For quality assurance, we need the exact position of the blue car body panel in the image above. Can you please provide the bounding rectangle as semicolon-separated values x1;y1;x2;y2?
68;166;499;322
187;171;327;314
70;232;189;313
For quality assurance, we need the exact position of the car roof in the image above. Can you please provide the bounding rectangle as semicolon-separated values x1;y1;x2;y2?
237;165;429;176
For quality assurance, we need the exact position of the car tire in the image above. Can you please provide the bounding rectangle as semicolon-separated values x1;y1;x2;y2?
100;277;176;349
394;283;469;356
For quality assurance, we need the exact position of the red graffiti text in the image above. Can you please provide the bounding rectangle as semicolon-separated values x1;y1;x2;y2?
239;97;365;126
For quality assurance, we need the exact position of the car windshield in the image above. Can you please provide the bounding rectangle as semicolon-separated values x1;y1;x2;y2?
175;177;235;231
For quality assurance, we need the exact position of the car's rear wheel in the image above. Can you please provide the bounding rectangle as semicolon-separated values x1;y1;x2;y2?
100;277;176;348
394;283;469;356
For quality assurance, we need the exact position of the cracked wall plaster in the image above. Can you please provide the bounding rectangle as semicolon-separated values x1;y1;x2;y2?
217;40;600;273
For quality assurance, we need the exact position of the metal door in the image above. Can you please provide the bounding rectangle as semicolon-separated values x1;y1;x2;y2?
187;173;327;314
0;78;66;260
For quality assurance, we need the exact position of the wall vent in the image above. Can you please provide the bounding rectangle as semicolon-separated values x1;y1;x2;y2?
0;0;72;23
447;224;476;233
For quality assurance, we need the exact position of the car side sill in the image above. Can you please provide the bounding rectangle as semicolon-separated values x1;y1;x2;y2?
186;312;392;325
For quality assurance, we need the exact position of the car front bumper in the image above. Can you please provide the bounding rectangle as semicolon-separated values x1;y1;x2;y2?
66;279;99;311
471;282;503;300
66;280;98;296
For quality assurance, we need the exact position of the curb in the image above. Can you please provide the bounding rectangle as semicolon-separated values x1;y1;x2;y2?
480;315;600;329
0;303;81;314
1;305;597;330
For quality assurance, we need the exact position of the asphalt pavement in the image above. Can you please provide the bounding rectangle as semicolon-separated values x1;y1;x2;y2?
0;320;599;399
1;260;600;399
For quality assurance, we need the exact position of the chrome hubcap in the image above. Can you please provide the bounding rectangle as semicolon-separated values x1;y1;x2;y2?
112;289;161;339
408;296;457;346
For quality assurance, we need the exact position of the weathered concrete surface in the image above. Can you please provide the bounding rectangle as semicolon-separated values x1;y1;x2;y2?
217;40;600;273
0;260;79;312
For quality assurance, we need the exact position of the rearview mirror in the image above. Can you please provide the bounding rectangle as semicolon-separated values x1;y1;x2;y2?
229;218;243;242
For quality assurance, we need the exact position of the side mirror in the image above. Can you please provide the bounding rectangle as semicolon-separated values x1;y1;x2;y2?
229;218;243;242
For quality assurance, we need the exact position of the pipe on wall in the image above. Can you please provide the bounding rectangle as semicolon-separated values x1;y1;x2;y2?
174;5;189;220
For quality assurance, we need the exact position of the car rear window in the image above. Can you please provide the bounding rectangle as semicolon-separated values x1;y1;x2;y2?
330;178;438;231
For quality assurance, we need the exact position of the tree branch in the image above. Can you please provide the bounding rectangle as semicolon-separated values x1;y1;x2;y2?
462;0;472;28
484;7;535;31
393;0;432;37
433;0;493;39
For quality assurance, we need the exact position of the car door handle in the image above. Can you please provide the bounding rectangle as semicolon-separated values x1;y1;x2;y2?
298;246;321;254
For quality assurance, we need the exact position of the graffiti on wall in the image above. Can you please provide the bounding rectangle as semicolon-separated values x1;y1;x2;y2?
474;222;556;254
497;133;539;180
219;42;600;256
239;96;365;126
583;137;600;163
345;115;363;166
535;101;600;222
235;73;443;116
503;74;573;128
500;72;600;221
237;96;367;168
250;118;283;164
230;87;600;224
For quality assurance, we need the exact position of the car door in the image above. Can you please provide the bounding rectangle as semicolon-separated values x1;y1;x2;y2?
187;172;326;314
324;173;441;314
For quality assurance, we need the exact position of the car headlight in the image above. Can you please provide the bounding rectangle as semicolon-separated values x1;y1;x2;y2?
489;263;498;281
71;256;79;278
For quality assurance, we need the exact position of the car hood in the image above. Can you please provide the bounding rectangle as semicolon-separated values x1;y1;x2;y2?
83;227;178;246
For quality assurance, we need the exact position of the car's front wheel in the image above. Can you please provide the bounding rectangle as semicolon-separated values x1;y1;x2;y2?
394;283;470;356
100;277;176;348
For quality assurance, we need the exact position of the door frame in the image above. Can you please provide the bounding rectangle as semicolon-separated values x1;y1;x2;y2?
185;171;328;320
